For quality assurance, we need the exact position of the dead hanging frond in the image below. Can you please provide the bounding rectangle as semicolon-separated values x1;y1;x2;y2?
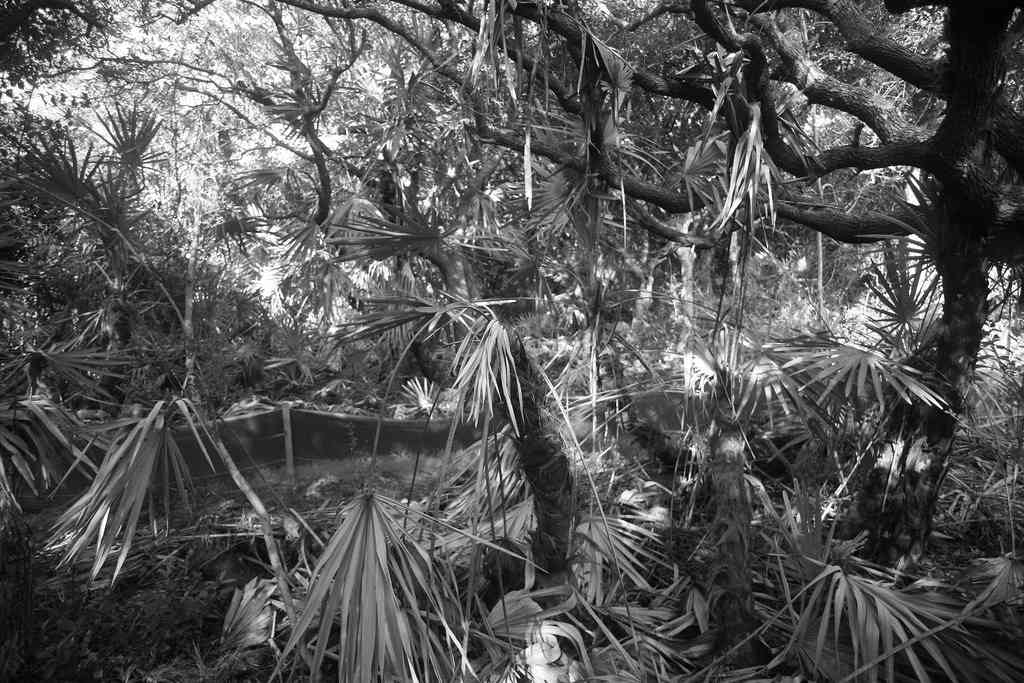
451;315;524;434
713;103;773;232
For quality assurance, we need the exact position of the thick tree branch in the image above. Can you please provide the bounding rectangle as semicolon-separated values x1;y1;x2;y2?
812;142;935;177
737;0;1024;175
753;16;910;144
0;0;105;42
735;0;944;91
277;0;716;108
693;0;934;179
617;1;691;33
775;201;909;243
632;205;716;245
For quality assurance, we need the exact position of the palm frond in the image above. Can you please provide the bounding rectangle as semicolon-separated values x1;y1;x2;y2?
575;514;665;604
401;376;437;411
764;334;946;416
451;317;523;433
957;555;1024;610
276;493;466;681
0;398;92;494
49;399;217;584
221;578;277;652
865;248;940;352
95;104;163;169
0;345;123;398
331;295;461;347
329;209;444;262
769;556;1024;682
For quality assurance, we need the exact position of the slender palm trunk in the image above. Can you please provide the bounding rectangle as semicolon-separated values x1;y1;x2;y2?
98;295;133;408
708;405;756;660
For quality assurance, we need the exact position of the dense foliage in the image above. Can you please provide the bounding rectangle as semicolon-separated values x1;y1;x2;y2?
1;0;1023;680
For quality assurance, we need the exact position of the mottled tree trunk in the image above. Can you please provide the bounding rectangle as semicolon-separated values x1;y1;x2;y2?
506;336;573;576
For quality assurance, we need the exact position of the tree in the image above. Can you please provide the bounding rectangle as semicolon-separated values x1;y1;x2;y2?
180;0;1015;570
0;0;108;88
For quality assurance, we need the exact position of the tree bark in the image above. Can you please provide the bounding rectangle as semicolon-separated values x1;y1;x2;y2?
505;335;573;577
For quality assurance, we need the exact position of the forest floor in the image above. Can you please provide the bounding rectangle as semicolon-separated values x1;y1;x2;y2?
16;438;1018;682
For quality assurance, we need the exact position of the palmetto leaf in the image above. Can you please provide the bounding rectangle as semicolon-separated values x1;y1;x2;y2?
276;493;466;682
23;137;100;207
575;514;664;604
586;598;712;676
675;133;728;209
957;554;1024;610
0;398;93;495
0;223;28;292
764;335;946;415
331;295;460;347
0;345;122;398
20;133;146;240
865;250;940;352
401;376;437;411
221;578;277;651
50;399;217;584
528;167;589;245
329;208;444;262
774;561;1024;682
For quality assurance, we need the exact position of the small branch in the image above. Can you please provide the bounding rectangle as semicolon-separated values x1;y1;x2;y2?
632;205;716;245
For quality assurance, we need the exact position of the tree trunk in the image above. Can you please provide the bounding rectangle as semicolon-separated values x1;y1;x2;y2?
99;296;133;408
856;221;988;570
0;475;32;680
708;406;757;662
505;336;573;577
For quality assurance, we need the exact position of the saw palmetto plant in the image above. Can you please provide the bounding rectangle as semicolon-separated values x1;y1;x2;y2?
276;493;468;682
49;399;218;584
755;488;1024;683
